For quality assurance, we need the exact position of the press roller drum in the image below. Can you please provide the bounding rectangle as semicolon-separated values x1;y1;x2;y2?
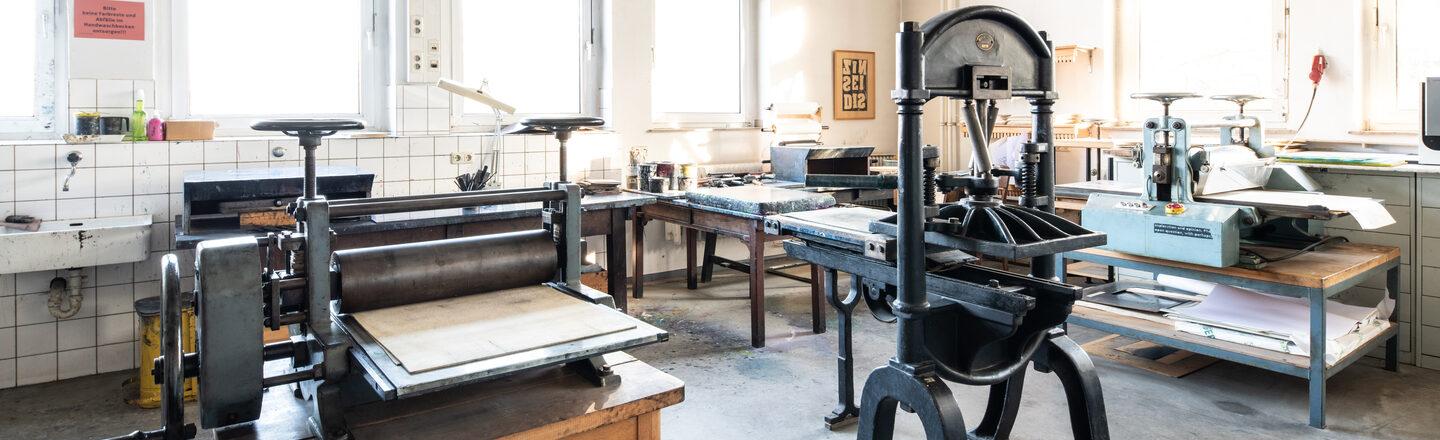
332;229;559;313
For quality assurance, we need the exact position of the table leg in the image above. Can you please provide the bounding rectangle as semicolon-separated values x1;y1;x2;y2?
607;208;628;312
1085;149;1094;182
1308;290;1327;429
686;228;698;290
701;232;717;283
748;230;767;348
1386;265;1400;372
633;215;646;299
811;264;826;334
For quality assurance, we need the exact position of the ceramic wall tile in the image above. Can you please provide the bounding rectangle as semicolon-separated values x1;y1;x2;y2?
69;79;97;108
16;353;56;386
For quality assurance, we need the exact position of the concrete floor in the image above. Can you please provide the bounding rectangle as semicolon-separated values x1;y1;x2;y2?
4;268;1439;439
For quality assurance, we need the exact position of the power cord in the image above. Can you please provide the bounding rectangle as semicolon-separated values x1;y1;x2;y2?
1239;235;1348;263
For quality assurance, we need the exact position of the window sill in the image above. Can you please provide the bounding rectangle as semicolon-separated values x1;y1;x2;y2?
647;126;762;133
1347;130;1418;136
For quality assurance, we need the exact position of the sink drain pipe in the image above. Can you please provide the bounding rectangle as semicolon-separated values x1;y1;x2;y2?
49;269;84;319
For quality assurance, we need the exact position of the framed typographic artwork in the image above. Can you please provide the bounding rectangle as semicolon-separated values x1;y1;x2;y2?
833;50;876;120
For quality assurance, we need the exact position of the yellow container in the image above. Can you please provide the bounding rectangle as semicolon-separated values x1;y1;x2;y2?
133;296;198;409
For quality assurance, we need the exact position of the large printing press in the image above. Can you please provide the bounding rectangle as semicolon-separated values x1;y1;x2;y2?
116;119;667;440
765;7;1112;439
1064;93;1396;269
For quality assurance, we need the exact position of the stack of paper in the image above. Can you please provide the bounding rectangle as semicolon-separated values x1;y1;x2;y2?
1162;279;1391;366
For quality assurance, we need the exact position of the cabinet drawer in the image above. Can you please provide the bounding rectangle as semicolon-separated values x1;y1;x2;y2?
1423;266;1440;298
1425;237;1440;268
1324;229;1411;265
1326;205;1413;235
1424;326;1440;356
1422;178;1440;208
1424;208;1440;238
1424;296;1440;327
1309;170;1412;207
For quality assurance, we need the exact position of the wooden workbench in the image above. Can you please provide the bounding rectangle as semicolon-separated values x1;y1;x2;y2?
217;353;683;439
1066;242;1401;428
634;199;826;348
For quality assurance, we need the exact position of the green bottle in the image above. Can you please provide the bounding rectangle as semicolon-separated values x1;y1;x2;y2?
130;89;147;142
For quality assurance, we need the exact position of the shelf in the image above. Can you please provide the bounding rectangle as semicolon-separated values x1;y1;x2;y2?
1071;301;1396;376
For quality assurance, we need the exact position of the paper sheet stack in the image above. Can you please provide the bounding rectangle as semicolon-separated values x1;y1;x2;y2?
1156;275;1393;366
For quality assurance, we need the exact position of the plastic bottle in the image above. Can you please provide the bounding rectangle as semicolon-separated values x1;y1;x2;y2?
130;90;148;142
147;116;165;141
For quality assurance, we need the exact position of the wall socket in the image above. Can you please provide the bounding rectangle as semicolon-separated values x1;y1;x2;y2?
406;0;443;83
449;152;473;164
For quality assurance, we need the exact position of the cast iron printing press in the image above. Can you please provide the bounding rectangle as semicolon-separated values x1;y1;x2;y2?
114;118;667;440
766;6;1111;439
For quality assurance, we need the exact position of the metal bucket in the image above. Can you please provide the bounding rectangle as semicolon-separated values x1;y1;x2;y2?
133;296;198;408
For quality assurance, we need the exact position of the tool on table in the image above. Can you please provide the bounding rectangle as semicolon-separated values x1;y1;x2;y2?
766;7;1110;438
769;144;874;186
117;119;665;440
1073;93;1394;268
577;179;621;195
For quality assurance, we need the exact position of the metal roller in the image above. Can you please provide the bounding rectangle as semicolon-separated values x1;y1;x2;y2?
333;230;557;313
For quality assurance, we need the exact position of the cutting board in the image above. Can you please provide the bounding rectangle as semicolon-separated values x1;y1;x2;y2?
350;285;637;374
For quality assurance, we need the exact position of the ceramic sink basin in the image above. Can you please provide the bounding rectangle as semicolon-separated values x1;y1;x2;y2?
1;215;153;274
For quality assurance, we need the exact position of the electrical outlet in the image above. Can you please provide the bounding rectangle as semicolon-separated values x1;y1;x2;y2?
449;152;473;165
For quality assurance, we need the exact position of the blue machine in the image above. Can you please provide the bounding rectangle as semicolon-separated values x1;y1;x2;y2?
1081;93;1320;267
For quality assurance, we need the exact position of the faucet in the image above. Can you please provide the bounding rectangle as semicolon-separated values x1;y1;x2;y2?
63;151;82;192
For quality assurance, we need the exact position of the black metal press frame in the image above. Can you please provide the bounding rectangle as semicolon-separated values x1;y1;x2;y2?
769;6;1113;439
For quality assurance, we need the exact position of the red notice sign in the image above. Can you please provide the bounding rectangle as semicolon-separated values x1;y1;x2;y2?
74;0;145;41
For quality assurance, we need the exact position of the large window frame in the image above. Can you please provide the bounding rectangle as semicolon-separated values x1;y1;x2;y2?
1366;0;1437;131
1116;0;1290;124
165;0;389;135
0;0;64;139
649;0;757;128
450;0;602;131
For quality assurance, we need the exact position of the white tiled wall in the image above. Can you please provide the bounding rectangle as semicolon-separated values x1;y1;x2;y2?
1;116;620;389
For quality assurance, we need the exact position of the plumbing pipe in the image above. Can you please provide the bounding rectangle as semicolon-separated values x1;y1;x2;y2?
48;269;84;319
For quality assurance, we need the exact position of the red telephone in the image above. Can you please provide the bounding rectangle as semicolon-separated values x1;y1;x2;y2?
1308;54;1327;85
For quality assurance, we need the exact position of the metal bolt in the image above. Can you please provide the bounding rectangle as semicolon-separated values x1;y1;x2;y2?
1144;121;1158;129
1172;121;1184;130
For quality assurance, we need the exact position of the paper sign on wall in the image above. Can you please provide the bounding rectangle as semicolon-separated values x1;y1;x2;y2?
74;0;145;41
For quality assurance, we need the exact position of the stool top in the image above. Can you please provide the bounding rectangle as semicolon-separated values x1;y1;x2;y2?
501;117;604;135
251;118;365;133
1130;93;1200;105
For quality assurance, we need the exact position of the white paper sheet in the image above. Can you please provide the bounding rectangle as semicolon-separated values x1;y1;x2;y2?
1165;283;1382;349
1200;190;1396;229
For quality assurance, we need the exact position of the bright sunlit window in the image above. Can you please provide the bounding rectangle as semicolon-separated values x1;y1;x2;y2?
0;1;37;117
180;0;369;119
1369;0;1440;129
0;0;58;135
1121;0;1287;118
458;0;587;116
653;0;744;118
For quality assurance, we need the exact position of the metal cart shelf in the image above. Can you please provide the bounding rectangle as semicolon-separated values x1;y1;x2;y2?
1065;243;1401;428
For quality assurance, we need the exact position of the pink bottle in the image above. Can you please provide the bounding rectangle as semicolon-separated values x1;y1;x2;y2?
147;117;165;141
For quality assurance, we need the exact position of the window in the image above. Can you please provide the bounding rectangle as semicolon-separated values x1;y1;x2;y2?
1118;0;1288;120
454;0;596;124
1368;0;1440;130
171;0;385;132
0;0;60;137
652;0;753;125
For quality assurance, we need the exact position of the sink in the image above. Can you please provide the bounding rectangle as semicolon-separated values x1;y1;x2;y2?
1;215;153;274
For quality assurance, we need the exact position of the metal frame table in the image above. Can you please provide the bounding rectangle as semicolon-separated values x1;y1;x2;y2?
1065;243;1401;428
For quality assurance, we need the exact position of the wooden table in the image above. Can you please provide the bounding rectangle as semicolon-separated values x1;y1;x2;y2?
634;199;826;348
218;353;682;439
1066;242;1401;428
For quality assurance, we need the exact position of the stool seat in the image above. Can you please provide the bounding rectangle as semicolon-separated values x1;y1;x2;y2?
251;118;365;133
500;117;604;135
